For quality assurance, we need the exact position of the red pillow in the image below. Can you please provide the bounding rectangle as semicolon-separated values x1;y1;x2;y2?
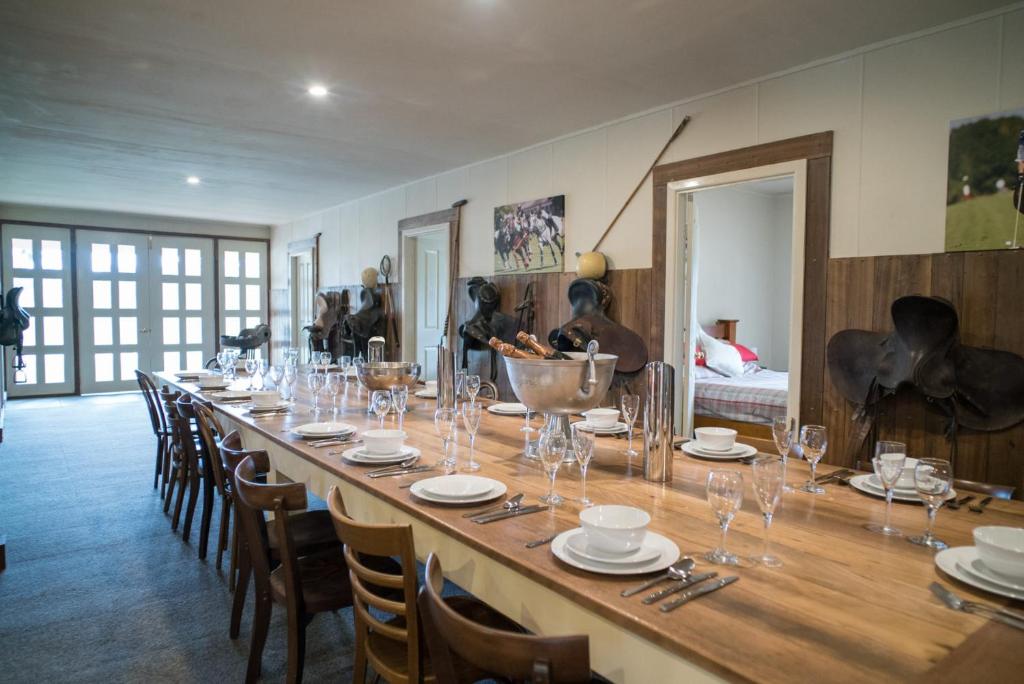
730;342;758;362
695;344;707;366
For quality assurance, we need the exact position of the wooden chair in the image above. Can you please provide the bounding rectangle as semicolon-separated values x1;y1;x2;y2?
174;395;214;551
953;478;1016;500
418;553;592;684
327;487;524;684
159;386;189;529
477;380;499;400
135;369;171;493
193;401;231;565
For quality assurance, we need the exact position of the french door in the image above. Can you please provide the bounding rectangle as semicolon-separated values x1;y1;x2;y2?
154;236;216;376
219;240;268;352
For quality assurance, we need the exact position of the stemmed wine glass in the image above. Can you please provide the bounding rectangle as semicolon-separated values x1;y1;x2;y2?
339;355;352;383
752;457;784;567
319;351;333;374
799;425;828;494
433;407;457;473
390;385;409;431
571;422;596;507
370;390;391;429
521;406;534;434
865;441;906;536
217;350;231;378
461;402;482;472
621;394;640;458
267;364;283;395
307;371;325;414
771;416;795;492
705;469;744;565
454;370;466;414
538;429;567;505
256;358;269;390
282;363;297;402
465;374;481;405
909;458;952;550
245;357;259;390
325;372;344;418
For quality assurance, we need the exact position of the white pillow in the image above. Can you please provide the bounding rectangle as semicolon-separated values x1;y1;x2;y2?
694;365;724;380
698;330;744;377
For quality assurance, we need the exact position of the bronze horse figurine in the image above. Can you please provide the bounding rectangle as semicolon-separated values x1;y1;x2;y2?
0;287;31;378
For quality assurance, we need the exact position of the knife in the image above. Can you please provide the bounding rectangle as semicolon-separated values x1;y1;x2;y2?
462;493;524;518
473;504;549;524
368;465;434;478
969;496;993;513
642;572;718;604
929;582;1024;629
660;576;739;612
815;468;851;484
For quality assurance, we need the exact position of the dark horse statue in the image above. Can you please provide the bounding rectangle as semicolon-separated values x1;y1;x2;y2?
0;288;31;379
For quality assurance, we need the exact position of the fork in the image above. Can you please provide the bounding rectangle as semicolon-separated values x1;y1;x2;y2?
969;496;993;513
947;495;975;511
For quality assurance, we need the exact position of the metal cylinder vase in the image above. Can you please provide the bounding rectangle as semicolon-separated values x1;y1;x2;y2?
436;344;456;411
643;361;674;483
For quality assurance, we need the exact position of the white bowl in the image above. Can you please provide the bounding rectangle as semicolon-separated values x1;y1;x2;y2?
250;390;280;407
974;526;1024;579
362;429;407;455
694;427;737;451
198;376;226;388
579;505;651;554
584;407;620;428
425;380;437;390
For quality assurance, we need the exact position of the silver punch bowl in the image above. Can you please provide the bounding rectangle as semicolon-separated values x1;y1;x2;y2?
355;361;422;391
503;352;617;414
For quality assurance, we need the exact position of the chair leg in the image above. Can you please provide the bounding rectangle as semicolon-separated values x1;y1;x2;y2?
216;497;231;572
161;436;172;496
231;540;251;639
171;466;187;531
153;437;162;489
182;468;200;542
246;590;272;684
198;473;214;559
353;626;368;684
164;460;178;513
229;515;240;592
286;612;311;684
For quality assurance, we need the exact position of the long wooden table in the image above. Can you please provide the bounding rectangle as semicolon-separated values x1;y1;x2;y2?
159;372;1024;682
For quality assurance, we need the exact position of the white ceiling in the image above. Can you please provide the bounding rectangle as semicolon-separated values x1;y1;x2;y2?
0;0;1007;225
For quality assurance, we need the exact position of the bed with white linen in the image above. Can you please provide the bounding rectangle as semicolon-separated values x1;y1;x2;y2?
693;364;788;425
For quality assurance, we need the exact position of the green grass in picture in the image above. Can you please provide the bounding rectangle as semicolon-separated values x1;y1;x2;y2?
493;234;563;274
945;192;1021;251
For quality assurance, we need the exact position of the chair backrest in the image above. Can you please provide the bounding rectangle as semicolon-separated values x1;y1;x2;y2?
234;453;309;616
327;487;422;683
953;478;1016;500
477;381;499;400
159;387;185;453
193;401;228;495
217;431;246;494
418;553;591;684
134;370;165;435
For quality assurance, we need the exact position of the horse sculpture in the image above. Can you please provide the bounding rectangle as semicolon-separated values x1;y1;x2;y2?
0;287;31;379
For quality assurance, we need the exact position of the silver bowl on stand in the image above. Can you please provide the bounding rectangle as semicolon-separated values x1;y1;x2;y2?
355;361;422;412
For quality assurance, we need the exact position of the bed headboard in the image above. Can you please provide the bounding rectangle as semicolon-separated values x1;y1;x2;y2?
704;319;738;344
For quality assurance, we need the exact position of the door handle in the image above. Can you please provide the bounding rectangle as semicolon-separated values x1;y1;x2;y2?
139;328;152;334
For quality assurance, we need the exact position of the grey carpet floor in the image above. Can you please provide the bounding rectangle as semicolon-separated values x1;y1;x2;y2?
0;394;361;683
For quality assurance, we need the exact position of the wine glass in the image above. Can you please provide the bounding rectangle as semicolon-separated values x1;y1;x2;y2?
798;425;828;494
771;416;795;492
752;457;784;567
461;402;482;472
307;371;324;414
909;458;952;550
244;357;258;390
217;350;231;377
390;384;409;431
865;441;906;536
256;358;269;390
454;370;466;413
465;374;481;405
705;469;744;565
282;363;297;401
433;407;457;472
370;390;391;429
538;429;567;505
320;351;333;374
571;422;596;507
620;394;640;457
339;355;352;382
521;406;535;434
325;372;344;418
267;364;283;394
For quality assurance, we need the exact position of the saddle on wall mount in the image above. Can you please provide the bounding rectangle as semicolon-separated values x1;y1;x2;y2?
458;277;516;382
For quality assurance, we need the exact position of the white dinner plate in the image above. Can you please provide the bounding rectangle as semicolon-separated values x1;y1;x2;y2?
954;546;1024;592
572;421;629;435
248;400;291;412
564;529;661;565
867;473;917;492
197;382;232;391
176;370;213;379
935;546;1024;601
849;474;956;503
419;474;495;499
409;478;507;505
341;445;420;466
291;422;357;438
680;442;757;461
210;390;251;401
551;529;680;576
414;390;437;399
487;402;528;415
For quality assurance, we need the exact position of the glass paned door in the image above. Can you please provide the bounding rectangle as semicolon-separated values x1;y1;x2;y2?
219;240;268;357
1;224;75;397
152;236;215;373
76;231;152;393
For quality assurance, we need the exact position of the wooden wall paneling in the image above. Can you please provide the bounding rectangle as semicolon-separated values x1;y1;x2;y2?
988;250;1024;493
800;155;831;427
650;183;668;361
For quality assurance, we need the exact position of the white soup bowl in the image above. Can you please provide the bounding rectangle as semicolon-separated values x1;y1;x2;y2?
974;526;1024;579
362;429;406;455
250;390;279;407
694;427;737;451
579;505;651;554
583;407;620;428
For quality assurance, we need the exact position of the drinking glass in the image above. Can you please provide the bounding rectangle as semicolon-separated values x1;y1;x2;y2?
571;422;596;507
865;441;906;536
267;364;283;393
798;425;828;494
256;359;269;390
243;357;257;389
325;372;344;417
771;416;795;492
466;374;481;405
908;458;952;550
521;406;535;433
307;371;325;414
339;355;353;382
217;350;231;377
454;370;467;413
282;363;297;401
621;394;640;457
752;457;784;567
461;402;482;472
705;470;744;565
538;429;567;505
390;384;409;431
433;407;457;472
370;390;391;429
320;351;333;373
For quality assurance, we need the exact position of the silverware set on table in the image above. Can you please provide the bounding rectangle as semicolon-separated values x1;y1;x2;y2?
930;582;1024;631
618;558;740;613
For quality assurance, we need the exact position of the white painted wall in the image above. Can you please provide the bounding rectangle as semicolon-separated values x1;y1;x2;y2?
272;7;1024;290
693;186;792;371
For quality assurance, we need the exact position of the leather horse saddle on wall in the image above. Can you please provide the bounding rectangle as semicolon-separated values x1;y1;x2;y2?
827;295;1024;465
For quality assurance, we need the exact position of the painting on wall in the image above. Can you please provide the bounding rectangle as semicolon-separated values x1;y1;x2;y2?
493;194;565;274
945;107;1024;252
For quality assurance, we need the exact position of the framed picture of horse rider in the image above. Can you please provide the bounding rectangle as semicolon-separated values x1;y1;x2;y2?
493;194;565;274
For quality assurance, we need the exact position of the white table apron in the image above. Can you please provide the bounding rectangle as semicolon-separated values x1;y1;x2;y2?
223;415;725;684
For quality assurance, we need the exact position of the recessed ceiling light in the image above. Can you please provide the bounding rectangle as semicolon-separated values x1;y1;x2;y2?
307;84;329;98
186;176;201;185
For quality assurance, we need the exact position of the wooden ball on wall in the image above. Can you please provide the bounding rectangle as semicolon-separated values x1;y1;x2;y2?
361;267;379;289
576;251;607;279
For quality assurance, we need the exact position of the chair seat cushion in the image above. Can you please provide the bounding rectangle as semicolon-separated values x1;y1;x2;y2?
267;509;339;557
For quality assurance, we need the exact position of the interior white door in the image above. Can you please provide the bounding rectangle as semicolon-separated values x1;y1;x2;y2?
76;231;152;393
414;229;448;380
154;236;215;373
1;224;75;396
219;240;268;356
289;250;313;362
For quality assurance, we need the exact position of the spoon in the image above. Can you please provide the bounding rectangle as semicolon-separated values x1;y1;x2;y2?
463;493;524;518
641;560;701;604
620;557;695;597
362;456;419;475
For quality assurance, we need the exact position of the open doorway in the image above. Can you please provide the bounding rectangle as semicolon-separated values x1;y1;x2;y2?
288;237;318;364
400;224;449;380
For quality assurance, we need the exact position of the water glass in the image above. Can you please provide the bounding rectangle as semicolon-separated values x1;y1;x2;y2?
461;402;482;472
798;425;828;494
267;364;283;393
390;384;409;430
771;416;795;492
705;470;744;565
242;357;257;389
466;374;481;405
571;422;596;507
370;390;391;429
256;359;269;390
752;457;784;567
538;429;567;505
339;355;352;382
307;371;325;414
909;458;952;550
521;406;535;434
433;407;457;472
454;370;467;412
621;394;640;457
865;441;906;536
282;364;297;401
325;372;344;417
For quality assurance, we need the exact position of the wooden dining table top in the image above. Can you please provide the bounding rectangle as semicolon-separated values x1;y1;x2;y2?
159;371;1024;683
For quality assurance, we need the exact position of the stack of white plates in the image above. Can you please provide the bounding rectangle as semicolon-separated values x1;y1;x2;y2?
248;400;291;413
487;402;528;416
197;380;232;391
414;389;437;398
341;445;420;466
572;420;628;435
935;547;1024;601
209;390;251;402
409;475;507;504
175;370;212;380
290;422;357;439
680;441;757;461
848;474;956;503
551;528;680;575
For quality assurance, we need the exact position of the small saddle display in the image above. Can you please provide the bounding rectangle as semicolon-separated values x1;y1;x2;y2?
458;277;516;381
220;323;270;351
549;278;647;375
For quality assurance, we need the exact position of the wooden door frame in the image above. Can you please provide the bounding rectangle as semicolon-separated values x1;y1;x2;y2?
651;132;833;424
287;234;319;352
397;205;462;351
